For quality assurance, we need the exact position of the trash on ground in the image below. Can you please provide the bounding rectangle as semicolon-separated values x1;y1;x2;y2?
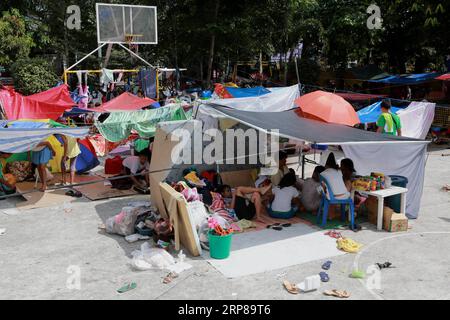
130;242;176;271
125;234;150;243
350;270;366;279
376;262;394;269
0;228;6;236
297;275;321;292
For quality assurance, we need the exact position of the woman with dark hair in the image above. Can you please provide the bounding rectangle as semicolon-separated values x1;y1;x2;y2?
325;152;339;170
321;153;350;200
340;158;356;192
269;171;300;219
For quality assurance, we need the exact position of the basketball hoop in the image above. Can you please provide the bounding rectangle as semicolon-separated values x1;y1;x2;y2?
125;34;143;52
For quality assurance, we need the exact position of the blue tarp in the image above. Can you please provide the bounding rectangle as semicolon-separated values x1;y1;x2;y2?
226;86;270;98
0;127;90;153
63;107;95;117
6;121;50;129
368;73;440;85
357;102;402;124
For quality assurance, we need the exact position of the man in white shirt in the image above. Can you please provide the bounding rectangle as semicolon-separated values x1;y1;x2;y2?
122;152;150;189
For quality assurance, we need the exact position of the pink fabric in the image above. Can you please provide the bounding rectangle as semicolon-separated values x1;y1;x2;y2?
0;85;75;120
95;92;155;113
210;192;226;211
78;85;89;109
114;211;126;224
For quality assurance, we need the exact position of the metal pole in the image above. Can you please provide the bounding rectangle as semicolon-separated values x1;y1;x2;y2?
66;43;108;71
295;57;300;85
117;43;155;68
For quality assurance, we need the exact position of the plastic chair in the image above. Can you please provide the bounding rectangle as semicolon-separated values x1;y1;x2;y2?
317;175;355;230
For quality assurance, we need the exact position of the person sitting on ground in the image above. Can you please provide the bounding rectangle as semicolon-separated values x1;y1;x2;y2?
31;140;56;192
227;184;272;222
300;165;326;213
271;151;290;186
321;153;350;200
376;99;402;136
340;158;356;192
210;185;238;223
56;134;81;185
269;171;301;217
122;150;151;190
0;153;16;198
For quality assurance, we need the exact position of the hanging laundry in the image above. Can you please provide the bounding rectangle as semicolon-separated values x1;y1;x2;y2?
78;84;90;109
138;69;157;99
100;68;115;92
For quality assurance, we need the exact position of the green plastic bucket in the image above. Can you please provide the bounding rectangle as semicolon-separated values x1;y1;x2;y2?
208;231;233;259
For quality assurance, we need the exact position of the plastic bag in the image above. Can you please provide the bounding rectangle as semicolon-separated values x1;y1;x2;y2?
130;243;176;271
106;207;143;236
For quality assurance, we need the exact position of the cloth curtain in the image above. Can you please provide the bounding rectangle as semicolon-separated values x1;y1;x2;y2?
397;102;436;139
342;143;428;219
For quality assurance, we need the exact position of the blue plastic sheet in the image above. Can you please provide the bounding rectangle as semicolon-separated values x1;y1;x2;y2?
226;86;270;98
357;102;401;124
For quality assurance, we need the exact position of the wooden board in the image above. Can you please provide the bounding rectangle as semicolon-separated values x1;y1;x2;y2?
160;182;201;257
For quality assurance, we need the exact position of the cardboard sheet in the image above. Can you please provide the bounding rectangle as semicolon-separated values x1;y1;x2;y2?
14;174;101;210
74;182;138;201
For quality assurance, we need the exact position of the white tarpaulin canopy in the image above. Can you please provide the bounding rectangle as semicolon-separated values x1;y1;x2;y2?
199;105;429;219
205;84;300;112
398;101;436;139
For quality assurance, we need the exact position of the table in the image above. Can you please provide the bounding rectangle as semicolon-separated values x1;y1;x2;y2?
354;186;408;231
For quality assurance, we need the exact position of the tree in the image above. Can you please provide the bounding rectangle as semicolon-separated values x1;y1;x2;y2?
11;58;59;95
0;9;35;66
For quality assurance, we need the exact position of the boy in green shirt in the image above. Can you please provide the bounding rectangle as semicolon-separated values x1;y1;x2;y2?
376;99;402;136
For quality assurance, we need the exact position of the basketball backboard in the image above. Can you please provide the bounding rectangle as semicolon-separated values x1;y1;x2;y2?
96;3;158;44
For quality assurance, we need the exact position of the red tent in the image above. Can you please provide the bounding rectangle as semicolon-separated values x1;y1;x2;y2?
335;92;387;102
0;85;75;120
95;92;155;112
436;74;450;81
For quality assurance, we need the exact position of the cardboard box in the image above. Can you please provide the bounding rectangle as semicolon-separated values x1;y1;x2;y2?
384;213;408;232
366;197;402;230
366;196;378;225
382;206;395;230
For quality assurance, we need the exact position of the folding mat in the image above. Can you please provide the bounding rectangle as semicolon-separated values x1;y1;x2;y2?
203;223;345;278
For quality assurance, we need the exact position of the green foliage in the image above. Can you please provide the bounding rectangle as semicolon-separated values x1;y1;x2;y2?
11;58;59;95
0;8;35;65
1;0;449;88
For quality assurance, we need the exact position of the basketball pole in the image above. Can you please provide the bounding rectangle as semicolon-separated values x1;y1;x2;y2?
64;43;108;84
117;43;155;68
